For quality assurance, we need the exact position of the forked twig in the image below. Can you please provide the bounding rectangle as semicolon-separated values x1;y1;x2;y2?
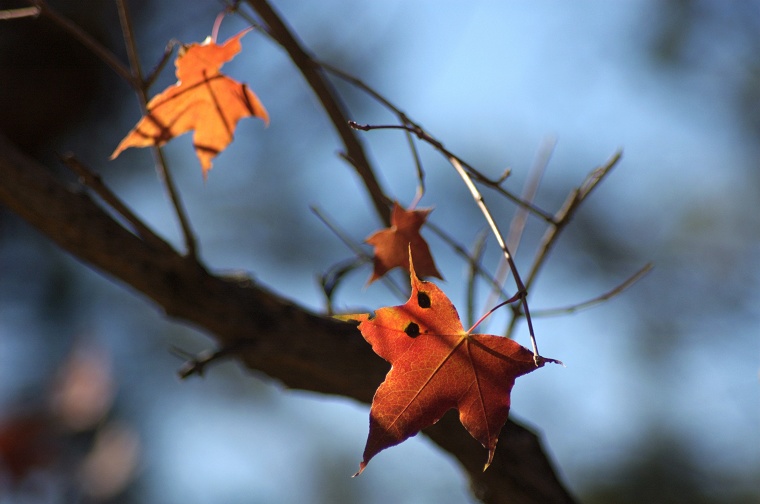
349;122;555;223
447;156;541;360
244;0;392;226
116;0;199;258
30;0;133;84
505;151;623;337
320;63;555;222
484;138;555;321
310;206;407;299
59;154;173;253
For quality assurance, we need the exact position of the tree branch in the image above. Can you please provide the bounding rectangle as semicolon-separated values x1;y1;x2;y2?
0;135;575;503
245;0;391;225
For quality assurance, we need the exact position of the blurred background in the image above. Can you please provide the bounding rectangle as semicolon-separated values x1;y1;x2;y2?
0;1;758;502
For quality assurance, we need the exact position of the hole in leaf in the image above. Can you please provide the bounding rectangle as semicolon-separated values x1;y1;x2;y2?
417;292;431;308
404;322;420;338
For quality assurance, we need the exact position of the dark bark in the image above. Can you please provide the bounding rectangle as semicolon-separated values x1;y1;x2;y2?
0;134;576;503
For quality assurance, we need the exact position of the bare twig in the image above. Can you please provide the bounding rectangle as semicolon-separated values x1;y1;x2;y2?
319;257;365;314
406;131;425;209
447;155;541;360
485;138;555;321
244;0;392;226
0;6;40;20
143;40;179;89
320;64;554;222
505;151;622;337
531;263;653;317
174;340;256;379
116;0;199;258
31;0;134;84
59;154;174;253
525;150;622;292
425;220;511;300
349;122;555;222
310;206;407;298
506;138;556;255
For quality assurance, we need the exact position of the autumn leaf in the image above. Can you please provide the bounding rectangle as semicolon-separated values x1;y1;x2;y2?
111;29;269;177
365;202;442;284
343;252;559;475
0;413;57;484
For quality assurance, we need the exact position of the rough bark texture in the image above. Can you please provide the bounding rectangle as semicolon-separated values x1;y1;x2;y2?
0;135;576;504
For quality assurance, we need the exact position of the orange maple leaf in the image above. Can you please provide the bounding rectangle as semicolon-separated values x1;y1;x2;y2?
111;29;269;176
344;252;559;475
365;202;442;284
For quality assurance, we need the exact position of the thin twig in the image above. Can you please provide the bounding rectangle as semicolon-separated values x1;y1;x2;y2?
505;150;622;337
485;138;555;320
319;257;365;314
525;150;622;292
0;6;40;20
116;0;199;258
530;263;653;317
174;340;256;379
59;154;174;253
506;138;556;255
425;221;511;300
406;131;425;209
244;0;392;226
310;205;407;299
32;0;134;85
466;230;488;329
320;64;555;222
143;40;179;89
350;122;555;223
447;155;541;360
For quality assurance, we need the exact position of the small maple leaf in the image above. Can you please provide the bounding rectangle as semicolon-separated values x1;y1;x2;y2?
344;252;559;475
111;29;269;177
365;202;442;284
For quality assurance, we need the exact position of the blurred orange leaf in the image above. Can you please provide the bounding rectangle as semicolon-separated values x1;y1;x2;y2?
0;413;57;484
366;202;442;284
111;29;269;176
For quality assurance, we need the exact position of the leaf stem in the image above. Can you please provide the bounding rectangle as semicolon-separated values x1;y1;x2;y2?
466;284;521;334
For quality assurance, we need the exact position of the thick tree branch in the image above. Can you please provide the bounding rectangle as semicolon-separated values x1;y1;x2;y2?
0;135;575;504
